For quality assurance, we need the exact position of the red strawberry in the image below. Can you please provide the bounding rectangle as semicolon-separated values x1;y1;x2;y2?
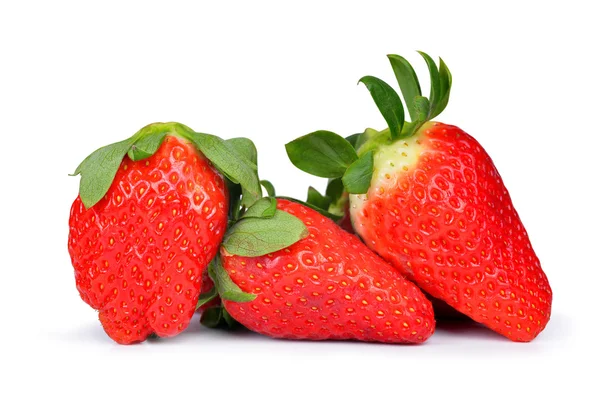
318;185;465;321
68;122;261;344
286;53;552;341
350;122;552;340
217;199;435;343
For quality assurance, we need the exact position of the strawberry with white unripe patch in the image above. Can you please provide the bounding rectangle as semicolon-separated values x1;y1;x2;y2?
286;52;552;341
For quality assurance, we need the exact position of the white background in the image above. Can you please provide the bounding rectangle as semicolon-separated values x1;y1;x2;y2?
1;1;597;395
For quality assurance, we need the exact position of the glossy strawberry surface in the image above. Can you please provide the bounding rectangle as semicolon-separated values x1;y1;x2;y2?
222;199;435;343
68;136;228;344
350;122;552;341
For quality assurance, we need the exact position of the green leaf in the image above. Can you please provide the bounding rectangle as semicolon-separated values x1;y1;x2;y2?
209;257;256;302
239;189;257;211
71;137;137;209
200;306;240;329
342;151;374;194
226;137;258;166
325;178;344;204
242;197;277;219
260;180;276;197
223;210;309;257
432;57;452;118
306;186;332;210
355;128;378;151
225;179;243;220
222;307;238;328
200;307;223;328
358;76;405;140
276;196;343;222
187;132;261;207
413;96;431;123
417;51;440;118
285;130;358;178
127;131;167;161
400;96;431;137
344;133;361;149
387;54;422;122
224;137;260;209
195;286;218;310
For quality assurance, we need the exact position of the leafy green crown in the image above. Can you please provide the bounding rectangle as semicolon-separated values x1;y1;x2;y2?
285;51;453;198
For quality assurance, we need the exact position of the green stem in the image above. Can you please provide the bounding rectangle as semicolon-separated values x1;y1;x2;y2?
356;128;392;156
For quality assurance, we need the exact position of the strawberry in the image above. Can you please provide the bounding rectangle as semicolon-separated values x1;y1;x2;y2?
286;52;552;341
214;198;435;343
68;122;261;344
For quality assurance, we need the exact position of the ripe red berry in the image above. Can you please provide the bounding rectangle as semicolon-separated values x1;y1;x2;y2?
220;199;435;343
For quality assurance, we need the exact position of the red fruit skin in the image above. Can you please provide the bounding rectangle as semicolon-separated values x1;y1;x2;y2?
222;200;435;343
68;136;228;344
338;199;464;322
350;122;552;341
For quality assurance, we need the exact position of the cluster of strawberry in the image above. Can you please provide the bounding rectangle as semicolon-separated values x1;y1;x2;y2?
68;52;552;344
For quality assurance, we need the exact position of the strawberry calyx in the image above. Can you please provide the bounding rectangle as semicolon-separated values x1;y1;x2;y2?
71;121;262;210
221;197;309;258
286;51;452;198
359;52;452;142
197;256;248;329
208;254;256;303
195;285;219;310
200;305;239;329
